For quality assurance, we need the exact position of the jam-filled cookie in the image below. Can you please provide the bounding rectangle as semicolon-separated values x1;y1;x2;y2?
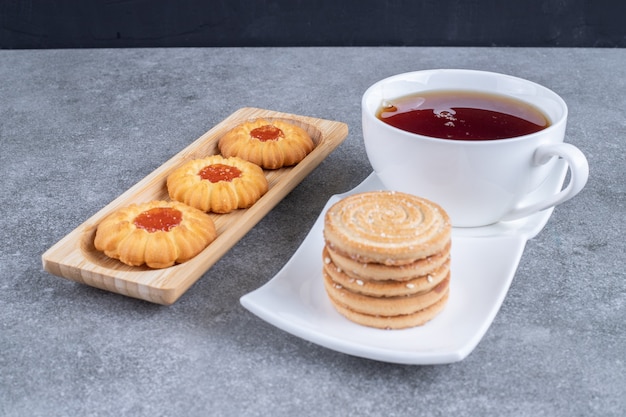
167;155;268;214
218;119;315;169
94;200;217;269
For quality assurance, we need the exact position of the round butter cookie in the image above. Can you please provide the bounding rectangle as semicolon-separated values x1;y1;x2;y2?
323;270;450;317
218;118;315;169
94;200;217;269
323;191;451;266
325;241;450;282
322;246;450;297
328;291;449;330
167;155;268;214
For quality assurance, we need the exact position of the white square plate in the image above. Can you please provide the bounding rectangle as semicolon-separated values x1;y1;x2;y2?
241;161;567;364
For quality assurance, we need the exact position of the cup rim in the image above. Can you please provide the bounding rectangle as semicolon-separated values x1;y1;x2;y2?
362;69;568;144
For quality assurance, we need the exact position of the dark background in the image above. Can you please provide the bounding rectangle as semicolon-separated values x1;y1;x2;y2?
1;0;624;49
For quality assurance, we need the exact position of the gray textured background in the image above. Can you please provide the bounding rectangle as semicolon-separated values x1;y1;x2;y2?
1;47;625;416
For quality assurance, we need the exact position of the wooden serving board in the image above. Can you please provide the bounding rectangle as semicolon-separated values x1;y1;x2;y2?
42;108;349;305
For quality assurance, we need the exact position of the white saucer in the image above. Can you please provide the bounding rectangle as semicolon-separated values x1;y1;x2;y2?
240;160;568;364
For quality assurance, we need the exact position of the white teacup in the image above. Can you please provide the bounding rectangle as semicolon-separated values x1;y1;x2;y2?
362;69;589;227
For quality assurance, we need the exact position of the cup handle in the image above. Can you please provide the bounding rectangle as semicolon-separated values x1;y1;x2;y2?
501;143;589;222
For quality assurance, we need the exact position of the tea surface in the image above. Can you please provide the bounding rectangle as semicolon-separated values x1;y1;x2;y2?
377;90;550;140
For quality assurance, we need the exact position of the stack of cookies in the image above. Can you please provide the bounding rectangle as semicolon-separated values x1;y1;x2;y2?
322;191;451;329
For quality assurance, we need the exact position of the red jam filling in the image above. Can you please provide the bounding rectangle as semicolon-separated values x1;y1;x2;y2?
250;124;284;142
198;164;242;183
133;207;182;233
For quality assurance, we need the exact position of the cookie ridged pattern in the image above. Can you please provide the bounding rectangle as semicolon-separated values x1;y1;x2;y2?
167;155;269;214
219;118;315;169
94;200;217;269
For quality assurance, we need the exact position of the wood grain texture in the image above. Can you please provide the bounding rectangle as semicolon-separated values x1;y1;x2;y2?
42;108;349;305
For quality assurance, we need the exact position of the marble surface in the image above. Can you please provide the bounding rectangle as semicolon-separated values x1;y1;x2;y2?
1;47;624;417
